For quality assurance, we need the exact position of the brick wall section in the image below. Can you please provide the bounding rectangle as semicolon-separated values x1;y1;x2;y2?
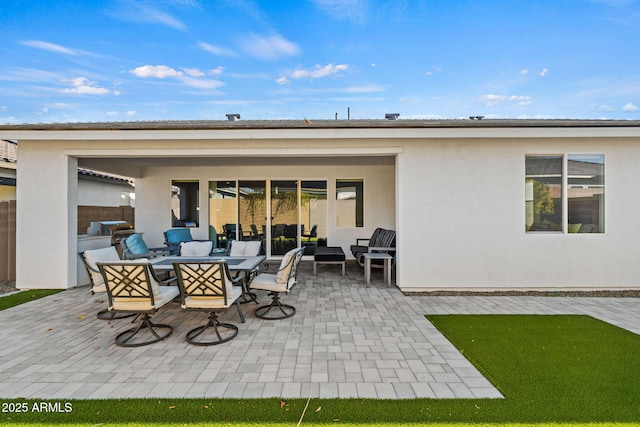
77;205;135;235
0;204;134;282
0;201;16;282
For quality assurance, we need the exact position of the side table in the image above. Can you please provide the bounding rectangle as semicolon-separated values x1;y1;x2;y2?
362;253;392;286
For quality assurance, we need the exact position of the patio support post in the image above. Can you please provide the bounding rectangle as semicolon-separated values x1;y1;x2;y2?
16;141;78;289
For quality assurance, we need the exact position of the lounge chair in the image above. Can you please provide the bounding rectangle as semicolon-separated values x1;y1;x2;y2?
350;227;396;266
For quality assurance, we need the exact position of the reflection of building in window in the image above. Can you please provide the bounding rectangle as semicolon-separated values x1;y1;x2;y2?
567;154;604;233
336;179;364;228
301;181;327;244
171;180;199;227
525;155;604;233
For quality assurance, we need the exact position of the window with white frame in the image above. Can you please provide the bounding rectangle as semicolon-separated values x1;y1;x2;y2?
525;155;604;233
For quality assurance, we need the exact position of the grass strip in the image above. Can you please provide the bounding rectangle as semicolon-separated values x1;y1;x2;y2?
1;314;639;425
0;289;63;311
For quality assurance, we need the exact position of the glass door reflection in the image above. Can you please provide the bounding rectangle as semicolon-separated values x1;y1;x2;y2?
270;180;299;255
238;180;266;254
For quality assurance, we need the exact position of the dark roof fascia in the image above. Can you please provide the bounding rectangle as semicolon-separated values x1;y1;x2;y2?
2;119;640;131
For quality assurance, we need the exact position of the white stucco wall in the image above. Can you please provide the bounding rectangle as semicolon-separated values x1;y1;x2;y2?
16;140;78;289
397;137;640;291
77;178;133;207
5;124;640;292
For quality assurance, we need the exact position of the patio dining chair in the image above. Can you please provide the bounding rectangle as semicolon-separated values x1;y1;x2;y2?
226;239;262;303
97;260;180;347
179;240;213;256
172;261;245;345
249;247;304;320
164;228;195;255
121;233;171;259
79;247;134;320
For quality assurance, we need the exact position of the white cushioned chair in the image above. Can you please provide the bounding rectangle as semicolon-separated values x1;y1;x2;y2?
249;247;304;320
227;240;261;257
79;247;134;320
226;239;262;303
179;240;213;256
172;261;245;345
97;260;180;347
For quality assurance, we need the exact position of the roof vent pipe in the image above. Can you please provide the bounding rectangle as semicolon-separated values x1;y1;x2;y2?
226;114;241;121
385;113;400;120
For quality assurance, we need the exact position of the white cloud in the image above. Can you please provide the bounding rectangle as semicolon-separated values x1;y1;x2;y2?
126;110;137;116
276;76;290;85
208;66;225;75
520;69;529;75
344;84;385;93
131;65;184;78
622;102;639;111
239;34;300;61
481;94;532;107
61;77;111;95
20;40;78;55
198;42;237;57
180;76;224;90
109;0;186;30
599;104;615;112
312;0;369;25
131;65;224;90
540;68;550;77
182;67;205;77
289;64;349;80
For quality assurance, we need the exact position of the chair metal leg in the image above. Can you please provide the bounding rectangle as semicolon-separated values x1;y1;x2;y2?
236;300;246;323
254;292;295;320
96;308;136;321
186;312;238;346
115;313;173;347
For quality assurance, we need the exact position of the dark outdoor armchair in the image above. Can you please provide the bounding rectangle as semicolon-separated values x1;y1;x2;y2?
350;227;396;266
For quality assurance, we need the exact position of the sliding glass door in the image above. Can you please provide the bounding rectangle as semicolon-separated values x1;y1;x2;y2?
238;180;267;253
270;180;298;255
208;179;326;257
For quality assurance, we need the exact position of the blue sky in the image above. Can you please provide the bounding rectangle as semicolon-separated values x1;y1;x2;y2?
1;0;640;123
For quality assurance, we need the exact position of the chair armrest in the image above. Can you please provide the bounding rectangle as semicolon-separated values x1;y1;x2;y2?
368;247;396;253
149;246;172;253
356;238;371;246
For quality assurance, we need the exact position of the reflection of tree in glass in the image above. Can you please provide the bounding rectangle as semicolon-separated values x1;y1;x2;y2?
533;180;554;220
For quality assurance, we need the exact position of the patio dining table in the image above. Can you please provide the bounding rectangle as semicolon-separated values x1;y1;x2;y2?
149;255;266;302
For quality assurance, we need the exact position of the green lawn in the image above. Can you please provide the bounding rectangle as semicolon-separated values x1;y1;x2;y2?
0;289;62;311
1;314;639;426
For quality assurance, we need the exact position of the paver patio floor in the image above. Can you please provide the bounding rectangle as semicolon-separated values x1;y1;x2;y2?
1;261;639;400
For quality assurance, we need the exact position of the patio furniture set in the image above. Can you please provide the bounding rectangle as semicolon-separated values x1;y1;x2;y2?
79;227;394;348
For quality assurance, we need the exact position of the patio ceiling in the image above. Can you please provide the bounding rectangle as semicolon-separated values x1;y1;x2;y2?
78;154;396;177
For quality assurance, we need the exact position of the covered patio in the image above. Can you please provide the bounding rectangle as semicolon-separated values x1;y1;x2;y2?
1;262;639;400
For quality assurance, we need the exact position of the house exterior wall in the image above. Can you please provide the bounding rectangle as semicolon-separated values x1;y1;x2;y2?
396;137;640;291
5;123;640;291
77;178;133;207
